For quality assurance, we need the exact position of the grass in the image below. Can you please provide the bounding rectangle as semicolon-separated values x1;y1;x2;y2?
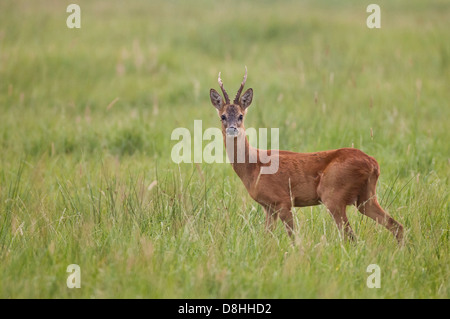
0;0;448;298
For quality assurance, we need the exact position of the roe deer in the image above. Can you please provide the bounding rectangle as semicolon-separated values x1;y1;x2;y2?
209;67;404;243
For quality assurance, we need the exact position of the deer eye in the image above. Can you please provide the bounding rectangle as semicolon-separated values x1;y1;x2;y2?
238;115;243;121
221;115;226;121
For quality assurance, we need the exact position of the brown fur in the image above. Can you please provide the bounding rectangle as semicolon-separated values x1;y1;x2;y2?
210;71;403;243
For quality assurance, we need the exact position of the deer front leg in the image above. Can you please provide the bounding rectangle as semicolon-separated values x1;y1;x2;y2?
276;204;294;237
262;205;278;233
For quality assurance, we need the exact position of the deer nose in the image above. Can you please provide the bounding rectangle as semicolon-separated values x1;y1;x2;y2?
226;127;239;137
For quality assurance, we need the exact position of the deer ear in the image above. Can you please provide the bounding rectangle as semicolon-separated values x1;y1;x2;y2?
210;89;223;110
239;88;253;110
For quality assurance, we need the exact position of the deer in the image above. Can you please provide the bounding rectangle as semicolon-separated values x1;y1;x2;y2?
209;67;404;243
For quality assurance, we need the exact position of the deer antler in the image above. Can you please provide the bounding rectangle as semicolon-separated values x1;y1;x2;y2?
218;72;230;105
234;66;248;104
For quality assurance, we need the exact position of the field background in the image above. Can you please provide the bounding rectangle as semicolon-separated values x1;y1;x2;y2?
0;0;448;298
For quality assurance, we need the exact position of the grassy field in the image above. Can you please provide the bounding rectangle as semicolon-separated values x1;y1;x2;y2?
0;0;448;298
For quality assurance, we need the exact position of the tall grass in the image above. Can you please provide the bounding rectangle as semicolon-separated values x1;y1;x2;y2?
0;0;448;298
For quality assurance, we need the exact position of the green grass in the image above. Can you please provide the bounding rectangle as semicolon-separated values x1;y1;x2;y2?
0;0;448;298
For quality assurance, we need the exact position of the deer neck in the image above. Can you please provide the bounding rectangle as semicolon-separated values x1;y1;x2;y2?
223;127;259;189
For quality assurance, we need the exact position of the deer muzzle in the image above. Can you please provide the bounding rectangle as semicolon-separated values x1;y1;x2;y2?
226;127;239;137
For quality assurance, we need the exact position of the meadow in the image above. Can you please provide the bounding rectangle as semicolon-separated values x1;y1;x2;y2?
0;0;448;298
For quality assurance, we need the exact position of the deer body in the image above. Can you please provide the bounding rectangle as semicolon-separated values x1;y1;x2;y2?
211;68;403;242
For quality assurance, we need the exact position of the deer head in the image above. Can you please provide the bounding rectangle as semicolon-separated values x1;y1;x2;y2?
210;67;253;137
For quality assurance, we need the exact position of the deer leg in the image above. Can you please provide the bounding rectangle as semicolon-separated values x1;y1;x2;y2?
323;201;355;241
356;171;404;243
357;197;404;243
262;205;278;233
276;204;294;237
317;169;357;241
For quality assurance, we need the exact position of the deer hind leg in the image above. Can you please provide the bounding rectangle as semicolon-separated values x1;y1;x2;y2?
357;195;404;243
357;175;404;243
322;200;356;241
318;178;356;241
